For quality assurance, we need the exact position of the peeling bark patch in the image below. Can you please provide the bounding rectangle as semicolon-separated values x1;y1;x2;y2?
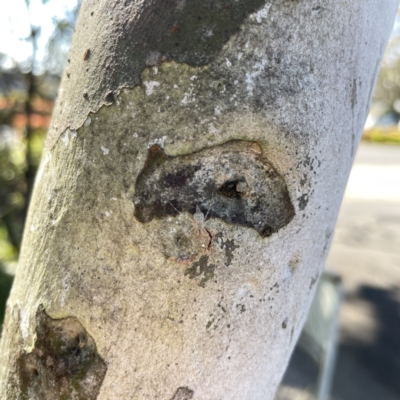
46;0;295;150
17;307;106;400
134;141;295;236
170;386;194;400
184;255;215;288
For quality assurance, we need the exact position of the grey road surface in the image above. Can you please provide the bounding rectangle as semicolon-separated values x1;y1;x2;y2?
328;143;400;400
277;143;400;400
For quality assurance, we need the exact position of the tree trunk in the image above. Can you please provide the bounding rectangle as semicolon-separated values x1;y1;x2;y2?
0;1;397;399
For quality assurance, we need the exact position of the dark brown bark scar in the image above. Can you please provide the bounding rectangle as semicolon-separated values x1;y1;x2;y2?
17;306;106;400
170;386;194;400
134;141;295;237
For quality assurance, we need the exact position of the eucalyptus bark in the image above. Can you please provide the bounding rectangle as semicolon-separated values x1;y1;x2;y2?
0;1;397;399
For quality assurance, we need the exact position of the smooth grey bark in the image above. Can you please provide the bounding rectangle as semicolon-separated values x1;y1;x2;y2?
0;1;398;399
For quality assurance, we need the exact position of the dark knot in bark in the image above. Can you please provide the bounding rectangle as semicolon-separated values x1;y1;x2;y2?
133;140;295;237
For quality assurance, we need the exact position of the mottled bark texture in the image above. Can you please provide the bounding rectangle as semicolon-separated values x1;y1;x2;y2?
0;1;398;399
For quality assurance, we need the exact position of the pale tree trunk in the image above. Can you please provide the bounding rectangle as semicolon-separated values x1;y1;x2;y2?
0;1;398;399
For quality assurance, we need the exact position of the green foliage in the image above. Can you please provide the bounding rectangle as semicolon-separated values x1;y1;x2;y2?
0;124;47;256
29;127;46;165
363;126;400;145
0;124;27;256
0;267;13;327
0;116;46;329
0;224;18;262
373;12;400;117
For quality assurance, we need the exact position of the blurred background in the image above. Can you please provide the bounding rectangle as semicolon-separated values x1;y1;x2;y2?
0;2;398;399
0;0;80;325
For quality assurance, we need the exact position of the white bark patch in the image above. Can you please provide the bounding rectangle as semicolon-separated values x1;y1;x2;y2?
245;59;267;96
283;264;294;281
18;304;31;341
60;271;70;307
60;130;69;147
35;151;52;184
143;81;160;95
101;146;110;155
84;116;92;126
226;58;232;67
245;73;255;96
208;123;219;135
60;129;77;146
181;88;196;105
148;136;167;148
251;4;271;23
